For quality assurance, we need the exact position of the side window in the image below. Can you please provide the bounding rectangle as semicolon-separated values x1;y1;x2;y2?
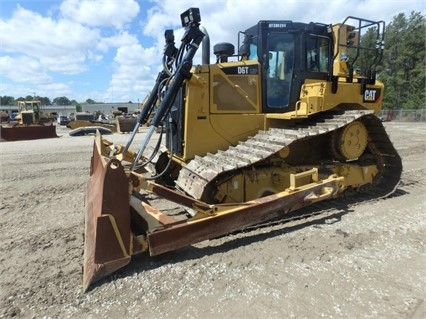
248;43;258;60
306;36;329;72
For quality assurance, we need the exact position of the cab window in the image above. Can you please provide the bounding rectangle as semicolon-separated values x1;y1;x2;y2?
268;34;294;79
266;33;294;108
306;36;329;72
248;43;258;60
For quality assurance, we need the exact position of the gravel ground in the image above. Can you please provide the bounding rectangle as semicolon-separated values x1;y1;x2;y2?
0;122;425;319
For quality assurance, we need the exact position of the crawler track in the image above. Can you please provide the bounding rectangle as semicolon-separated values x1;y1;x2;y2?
176;110;402;202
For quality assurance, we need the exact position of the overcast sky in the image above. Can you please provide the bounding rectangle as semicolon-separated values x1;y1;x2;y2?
0;0;424;103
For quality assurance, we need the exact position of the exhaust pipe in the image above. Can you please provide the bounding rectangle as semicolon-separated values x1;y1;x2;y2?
200;26;210;65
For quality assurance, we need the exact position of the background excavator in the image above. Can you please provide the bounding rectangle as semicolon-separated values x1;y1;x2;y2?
0;100;57;141
83;8;402;291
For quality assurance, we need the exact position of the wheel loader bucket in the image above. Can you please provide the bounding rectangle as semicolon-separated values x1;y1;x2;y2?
83;132;134;292
0;124;58;142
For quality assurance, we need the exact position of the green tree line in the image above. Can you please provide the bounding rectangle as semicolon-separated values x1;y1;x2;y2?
355;11;425;109
0;96;100;106
379;11;425;109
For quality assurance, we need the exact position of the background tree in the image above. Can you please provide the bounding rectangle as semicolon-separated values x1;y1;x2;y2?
378;11;425;109
352;26;379;76
53;96;71;105
39;97;51;105
32;96;51;105
0;96;15;105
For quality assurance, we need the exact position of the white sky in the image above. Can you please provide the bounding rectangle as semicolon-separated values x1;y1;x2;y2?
0;0;424;103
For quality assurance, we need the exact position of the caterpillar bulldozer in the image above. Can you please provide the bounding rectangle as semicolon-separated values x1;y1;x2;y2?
0;100;57;141
83;8;402;291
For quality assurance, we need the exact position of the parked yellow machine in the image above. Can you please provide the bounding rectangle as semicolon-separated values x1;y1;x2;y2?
66;112;138;134
0;101;57;141
83;8;402;291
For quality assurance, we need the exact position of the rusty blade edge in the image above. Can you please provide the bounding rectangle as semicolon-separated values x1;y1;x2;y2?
147;178;341;256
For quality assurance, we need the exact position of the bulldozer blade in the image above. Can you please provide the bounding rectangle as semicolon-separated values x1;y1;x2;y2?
0;124;58;142
82;140;344;292
83;133;133;292
146;176;341;256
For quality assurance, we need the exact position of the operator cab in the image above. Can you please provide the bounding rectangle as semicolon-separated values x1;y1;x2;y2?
17;101;42;124
240;21;332;113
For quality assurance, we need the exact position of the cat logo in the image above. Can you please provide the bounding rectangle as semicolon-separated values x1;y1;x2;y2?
363;88;381;103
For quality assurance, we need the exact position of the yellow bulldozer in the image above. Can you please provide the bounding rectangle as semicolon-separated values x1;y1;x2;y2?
83;8;402;291
0;100;58;141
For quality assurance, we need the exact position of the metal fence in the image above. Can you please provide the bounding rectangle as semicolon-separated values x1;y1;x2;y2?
380;109;426;122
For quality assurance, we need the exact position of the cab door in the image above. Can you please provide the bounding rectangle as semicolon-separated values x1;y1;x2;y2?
264;33;294;110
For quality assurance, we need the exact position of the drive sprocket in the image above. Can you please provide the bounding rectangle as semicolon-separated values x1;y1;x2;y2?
331;120;368;161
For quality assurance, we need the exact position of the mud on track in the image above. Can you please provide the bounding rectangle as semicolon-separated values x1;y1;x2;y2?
0;122;425;319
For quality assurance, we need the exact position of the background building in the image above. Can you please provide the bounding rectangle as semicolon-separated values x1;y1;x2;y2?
81;102;140;116
0;104;76;116
0;102;141;118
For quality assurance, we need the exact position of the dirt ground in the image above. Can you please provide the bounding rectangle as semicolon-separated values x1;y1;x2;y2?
0;122;425;319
